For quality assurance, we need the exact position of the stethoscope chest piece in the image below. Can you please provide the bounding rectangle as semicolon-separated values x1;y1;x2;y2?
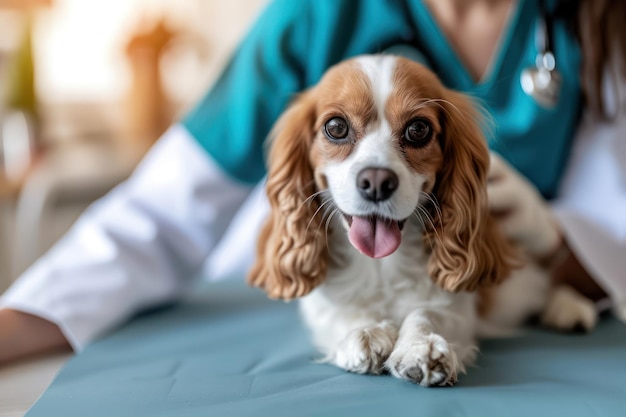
521;51;561;108
521;1;561;109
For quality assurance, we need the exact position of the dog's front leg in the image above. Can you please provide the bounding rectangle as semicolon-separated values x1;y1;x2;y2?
327;318;399;375
301;297;399;375
386;309;475;386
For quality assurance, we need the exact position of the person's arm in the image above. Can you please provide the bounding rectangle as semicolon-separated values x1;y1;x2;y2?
488;107;626;318
487;152;562;259
0;310;71;365
549;242;607;302
551;111;626;313
488;150;606;301
549;49;626;315
488;151;612;301
0;0;321;361
0;125;253;355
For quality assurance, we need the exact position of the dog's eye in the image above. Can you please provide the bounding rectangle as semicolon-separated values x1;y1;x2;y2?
404;119;432;147
324;117;349;140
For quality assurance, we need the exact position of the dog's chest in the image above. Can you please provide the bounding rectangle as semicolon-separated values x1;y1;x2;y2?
319;221;452;321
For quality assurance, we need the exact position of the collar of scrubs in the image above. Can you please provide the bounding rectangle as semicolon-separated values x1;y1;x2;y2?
402;0;582;199
182;0;581;199
409;0;527;92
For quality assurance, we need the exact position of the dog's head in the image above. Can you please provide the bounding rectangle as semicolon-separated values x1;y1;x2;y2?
249;55;515;299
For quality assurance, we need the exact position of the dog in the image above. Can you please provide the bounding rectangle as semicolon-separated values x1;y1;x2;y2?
248;55;595;386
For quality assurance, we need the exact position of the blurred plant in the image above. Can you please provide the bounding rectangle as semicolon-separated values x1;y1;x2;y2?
5;15;37;119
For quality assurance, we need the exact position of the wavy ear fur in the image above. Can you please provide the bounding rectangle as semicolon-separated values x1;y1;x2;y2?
248;90;328;300
426;91;517;292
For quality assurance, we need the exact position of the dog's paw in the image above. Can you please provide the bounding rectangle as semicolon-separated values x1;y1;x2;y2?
330;320;398;375
386;333;460;387
541;285;597;332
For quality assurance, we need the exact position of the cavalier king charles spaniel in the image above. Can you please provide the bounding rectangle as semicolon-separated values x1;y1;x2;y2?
248;55;586;386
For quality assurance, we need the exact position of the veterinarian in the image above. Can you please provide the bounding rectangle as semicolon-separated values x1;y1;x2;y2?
1;0;624;364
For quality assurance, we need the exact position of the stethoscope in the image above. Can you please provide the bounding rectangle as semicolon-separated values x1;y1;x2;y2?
520;0;561;108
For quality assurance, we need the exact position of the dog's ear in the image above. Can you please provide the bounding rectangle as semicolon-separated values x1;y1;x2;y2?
248;90;328;300
425;90;517;292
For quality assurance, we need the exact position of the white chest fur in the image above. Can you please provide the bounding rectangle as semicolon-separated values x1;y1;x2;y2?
299;218;477;353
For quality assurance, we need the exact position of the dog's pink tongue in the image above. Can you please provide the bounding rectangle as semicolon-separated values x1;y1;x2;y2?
348;216;401;258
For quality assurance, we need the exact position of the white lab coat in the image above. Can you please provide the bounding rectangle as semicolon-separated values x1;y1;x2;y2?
0;126;256;350
553;114;626;320
2;69;626;351
552;60;626;321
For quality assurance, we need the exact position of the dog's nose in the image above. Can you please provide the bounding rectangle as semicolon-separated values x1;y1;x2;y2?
356;168;399;202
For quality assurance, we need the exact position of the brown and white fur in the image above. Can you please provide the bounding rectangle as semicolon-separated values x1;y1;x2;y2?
248;55;593;387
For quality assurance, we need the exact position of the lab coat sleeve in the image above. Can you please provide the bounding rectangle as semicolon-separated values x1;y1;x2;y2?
0;124;253;351
552;58;626;321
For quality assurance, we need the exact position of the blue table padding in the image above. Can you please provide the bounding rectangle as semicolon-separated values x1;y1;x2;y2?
26;281;626;417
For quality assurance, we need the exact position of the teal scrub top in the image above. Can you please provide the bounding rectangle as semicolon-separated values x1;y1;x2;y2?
183;0;582;199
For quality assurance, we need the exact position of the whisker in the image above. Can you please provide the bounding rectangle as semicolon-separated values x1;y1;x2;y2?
415;97;497;148
415;204;455;261
314;196;342;239
414;204;443;250
299;189;328;211
413;98;462;119
386;200;397;217
420;191;442;225
322;199;337;216
305;197;333;236
417;205;440;237
411;209;435;253
325;208;340;247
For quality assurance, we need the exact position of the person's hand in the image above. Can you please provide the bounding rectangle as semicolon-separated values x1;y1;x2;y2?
487;153;607;303
487;152;562;259
0;309;71;365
